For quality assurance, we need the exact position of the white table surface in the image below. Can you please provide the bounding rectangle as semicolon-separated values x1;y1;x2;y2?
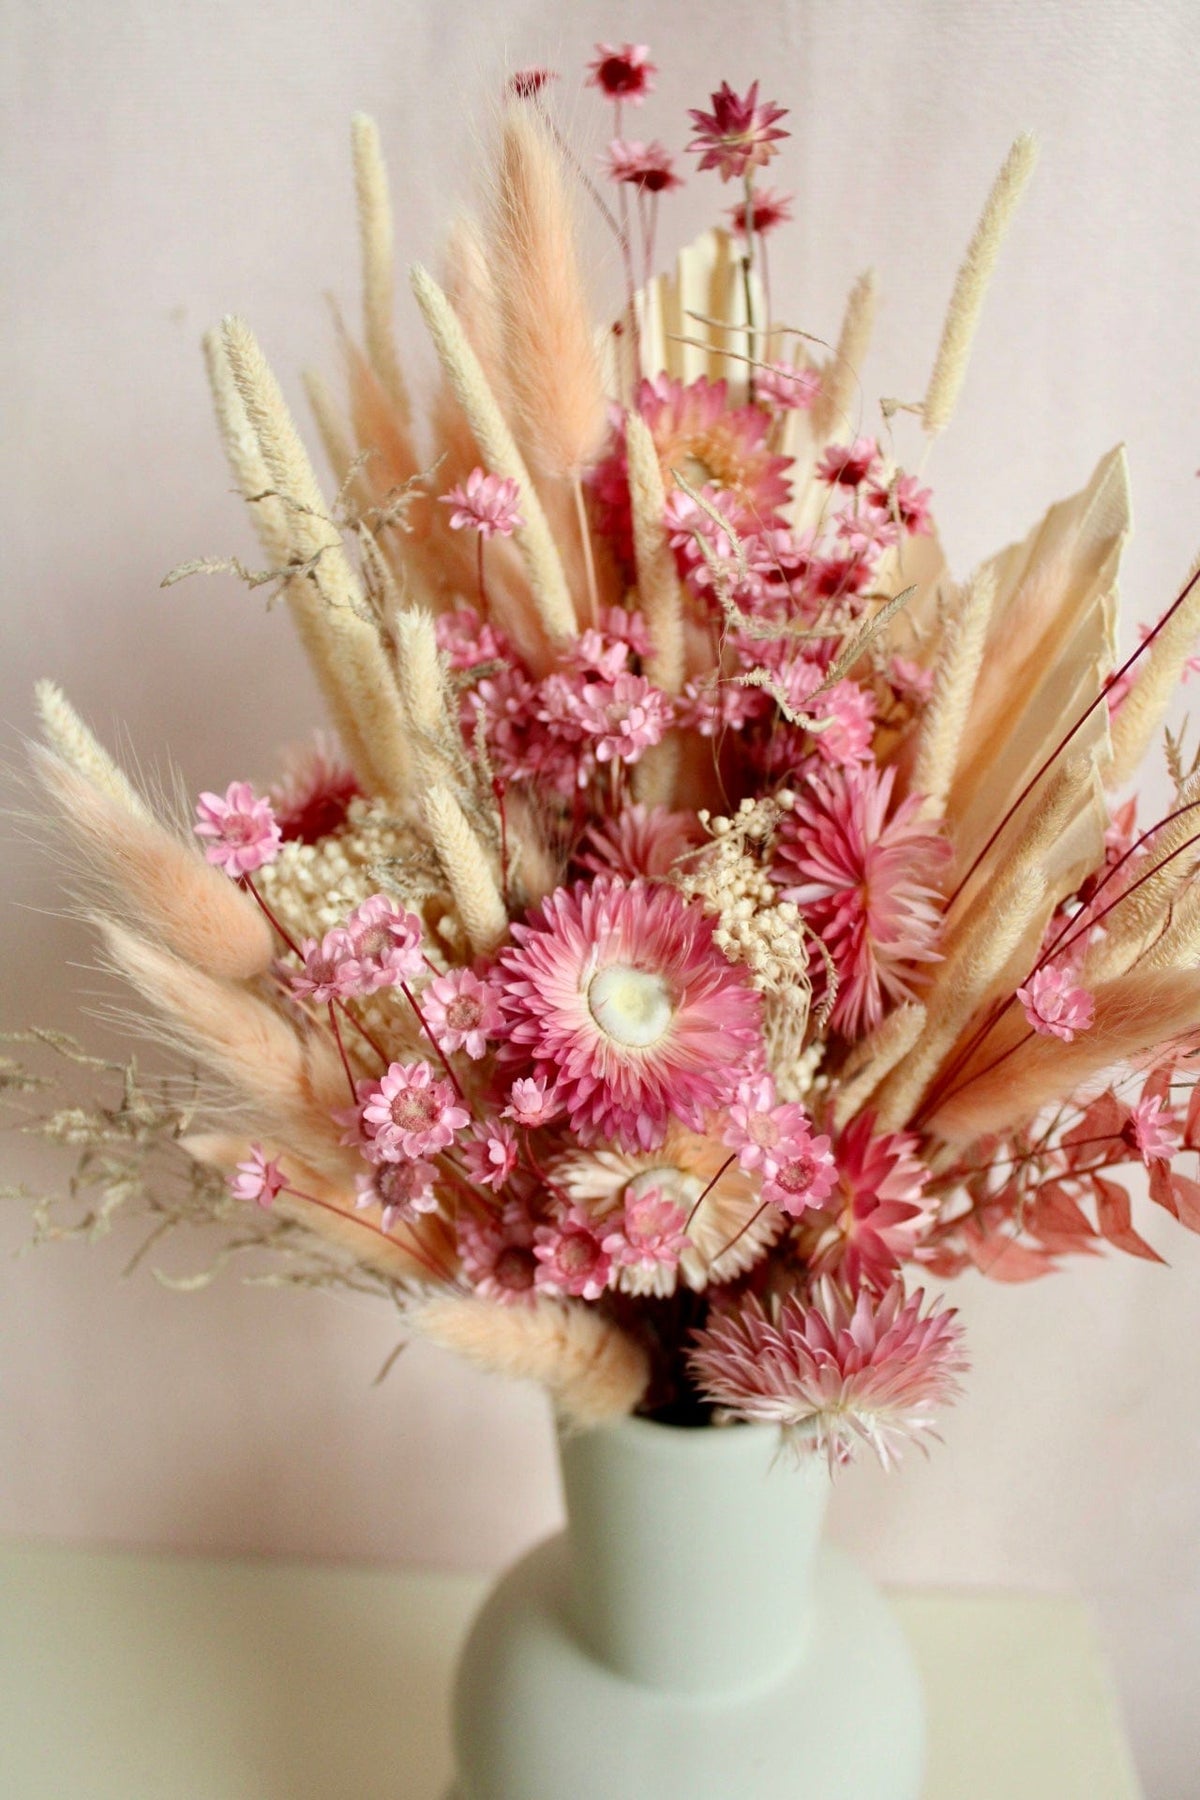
0;1539;1144;1799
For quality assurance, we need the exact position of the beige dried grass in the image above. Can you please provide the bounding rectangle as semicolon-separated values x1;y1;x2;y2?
910;567;996;814
422;784;508;954
626;410;684;694
351;113;410;424
811;269;878;441
831;1002;927;1130
1107;553;1200;788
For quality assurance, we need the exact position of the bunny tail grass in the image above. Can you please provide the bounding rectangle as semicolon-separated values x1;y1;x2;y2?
923;133;1039;437
411;1293;649;1425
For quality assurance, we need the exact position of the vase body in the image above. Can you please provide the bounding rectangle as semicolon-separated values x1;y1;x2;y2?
449;1416;924;1800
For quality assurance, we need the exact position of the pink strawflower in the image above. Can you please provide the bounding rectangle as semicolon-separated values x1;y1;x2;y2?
569;672;674;766
355;1159;438;1231
605;139;683;193
1125;1095;1182;1166
193;781;281;876
869;472;934;537
342;894;424;990
230;1145;286;1208
503;1075;563;1129
775;764;951;1037
498;878;762;1150
361;1061;470;1161
508;66;557;99
463;1122;520;1193
441;468;524;539
587;42;656;104
1016;966;1095;1043
755;361;820;411
270;734;360;844
689;1279;968;1471
809;1115;935;1291
602;1187;691;1292
289;928;361;1005
770;658;875;766
728;186;794;235
816;437;880;488
421;968;503;1059
687;80;789;182
435;607;511;670
723;1074;837;1220
578;804;702;881
533;1206;613;1300
458;1203;538;1304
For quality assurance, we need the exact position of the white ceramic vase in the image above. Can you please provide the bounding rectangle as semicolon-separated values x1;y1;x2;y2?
449;1415;924;1800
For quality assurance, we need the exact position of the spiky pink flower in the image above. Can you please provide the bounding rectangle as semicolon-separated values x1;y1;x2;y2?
463;1122;520;1193
775;764;951;1037
503;1075;563;1129
290;929;360;1004
728;186;794;236
498;878;762;1150
755;361;820;411
533;1206;613;1300
458;1203;538;1304
230;1145;286;1208
605;139;683;193
441;468;524;539
869;472;933;537
578;804;702;880
1016;966;1095;1043
342;894;424;991
602;1187;691;1287
421;968;503;1059
194;781;281;876
361;1062;469;1162
270;734;360;844
587;42;656;104
355;1159;438;1230
689;1279;968;1471
1125;1095;1182;1166
810;1115;935;1291
688;80;789;181
816;437;880;488
723;1074;837;1221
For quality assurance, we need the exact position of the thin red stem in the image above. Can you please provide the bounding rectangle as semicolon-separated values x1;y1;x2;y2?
328;1002;358;1102
242;874;303;958
686;1154;736;1230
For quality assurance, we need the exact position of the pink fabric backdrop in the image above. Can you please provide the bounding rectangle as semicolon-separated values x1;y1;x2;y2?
3;3;1199;1791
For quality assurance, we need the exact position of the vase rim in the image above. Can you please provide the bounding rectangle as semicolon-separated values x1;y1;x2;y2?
569;1413;785;1456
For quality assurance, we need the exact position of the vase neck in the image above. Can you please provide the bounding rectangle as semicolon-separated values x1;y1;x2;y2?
558;1417;829;1695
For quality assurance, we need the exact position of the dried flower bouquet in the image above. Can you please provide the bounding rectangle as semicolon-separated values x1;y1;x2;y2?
17;45;1200;1471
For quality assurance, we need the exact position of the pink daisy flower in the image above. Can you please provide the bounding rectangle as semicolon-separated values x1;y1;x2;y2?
605;139;683;193
571;672;674;766
435;607;511;670
269;735;360;845
361;1061;470;1162
1016;966;1095;1043
755;361;820;411
342;894;424;991
193;781;281;876
728;186;794;236
586;42;656;104
498;878;762;1150
289;929;361;1005
1124;1095;1182;1166
689;1279;968;1471
441;468;524;539
230;1145;286;1208
502;1075;563;1129
723;1075;836;1217
809;1115;935;1291
533;1206;613;1300
770;659;875;767
602;1187;691;1293
421;968;503;1059
458;1204;538;1304
816;437;880;488
687;80;789;182
355;1159;438;1231
463;1122;520;1193
775;764;951;1038
869;472;934;537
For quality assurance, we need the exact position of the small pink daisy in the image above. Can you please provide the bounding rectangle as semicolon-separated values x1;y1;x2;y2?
586;42;656;104
1124;1095;1182;1166
889;656;935;707
342;894;424;991
533;1206;613;1300
441;468;524;539
573;673;674;766
687;81;789;182
602;1187;691;1291
722;1075;836;1222
355;1159;439;1230
435;607;511;670
689;1279;967;1471
463;1122;520;1193
502;1075;563;1129
499;878;762;1150
755;361;820;411
1016;966;1095;1043
816;437;880;488
604;139;683;193
361;1061;470;1162
193;781;281;876
289;929;361;1005
230;1145;286;1208
869;472;934;537
728;187;794;235
421;968;503;1059
458;1203;538;1305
